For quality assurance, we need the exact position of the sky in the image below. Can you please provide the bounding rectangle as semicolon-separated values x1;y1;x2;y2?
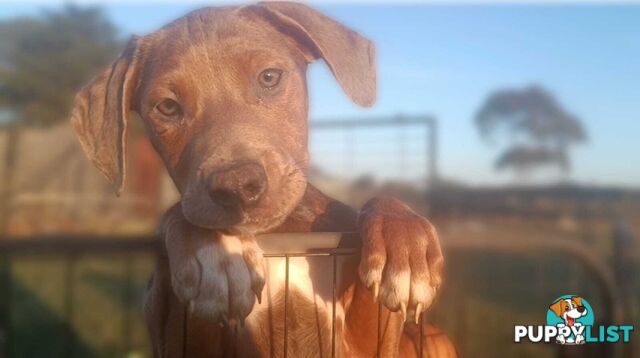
1;1;639;187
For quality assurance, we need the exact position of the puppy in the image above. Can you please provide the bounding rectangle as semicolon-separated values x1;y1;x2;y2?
70;2;454;356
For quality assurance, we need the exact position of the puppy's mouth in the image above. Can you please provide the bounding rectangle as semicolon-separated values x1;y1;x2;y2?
180;190;245;231
566;316;575;326
181;165;307;233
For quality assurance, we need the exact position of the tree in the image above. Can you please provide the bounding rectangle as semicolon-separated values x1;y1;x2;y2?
0;5;120;126
475;85;587;176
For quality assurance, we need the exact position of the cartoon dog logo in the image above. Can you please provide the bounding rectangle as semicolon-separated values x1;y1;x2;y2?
549;296;588;344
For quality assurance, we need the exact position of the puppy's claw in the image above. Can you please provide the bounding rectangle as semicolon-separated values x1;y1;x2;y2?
372;282;380;303
255;289;262;305
415;303;423;325
400;302;407;322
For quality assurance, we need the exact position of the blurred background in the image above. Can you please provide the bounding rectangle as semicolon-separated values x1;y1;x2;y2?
0;1;639;357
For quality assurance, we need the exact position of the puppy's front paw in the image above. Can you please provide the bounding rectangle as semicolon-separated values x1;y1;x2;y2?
358;197;443;323
556;335;566;345
162;205;265;324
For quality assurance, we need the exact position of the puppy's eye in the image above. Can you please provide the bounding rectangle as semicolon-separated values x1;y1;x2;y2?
155;98;182;118
258;68;283;89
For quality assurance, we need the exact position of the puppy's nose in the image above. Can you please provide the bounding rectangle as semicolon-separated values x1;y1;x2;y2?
208;162;267;208
577;306;586;313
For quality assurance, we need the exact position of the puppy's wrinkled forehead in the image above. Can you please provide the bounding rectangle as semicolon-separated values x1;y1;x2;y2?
140;8;306;91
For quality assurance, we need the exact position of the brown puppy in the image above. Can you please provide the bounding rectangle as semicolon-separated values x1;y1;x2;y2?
70;2;454;357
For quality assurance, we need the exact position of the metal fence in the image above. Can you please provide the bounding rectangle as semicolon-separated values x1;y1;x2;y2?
211;235;431;358
0;231;626;358
310;115;438;190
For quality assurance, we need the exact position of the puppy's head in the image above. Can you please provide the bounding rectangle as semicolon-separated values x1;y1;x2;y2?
549;297;587;325
70;2;375;233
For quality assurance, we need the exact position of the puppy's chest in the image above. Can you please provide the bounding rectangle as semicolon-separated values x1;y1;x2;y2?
239;256;354;357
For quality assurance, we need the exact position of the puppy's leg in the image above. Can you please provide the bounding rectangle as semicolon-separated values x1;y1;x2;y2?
340;282;406;357
273;185;398;355
358;198;443;321
400;322;457;357
144;255;189;357
273;185;448;357
147;204;266;357
161;203;265;324
144;253;231;357
280;185;452;357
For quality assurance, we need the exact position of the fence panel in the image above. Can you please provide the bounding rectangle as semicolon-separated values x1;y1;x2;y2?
0;233;621;357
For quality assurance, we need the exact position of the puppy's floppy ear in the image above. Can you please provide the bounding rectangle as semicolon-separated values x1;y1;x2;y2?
256;1;376;107
549;300;565;317
573;297;583;306
70;36;144;196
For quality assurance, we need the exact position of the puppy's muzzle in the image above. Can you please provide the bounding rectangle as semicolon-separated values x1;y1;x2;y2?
208;162;268;209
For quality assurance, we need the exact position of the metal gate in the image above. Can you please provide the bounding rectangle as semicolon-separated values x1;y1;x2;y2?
0;232;621;357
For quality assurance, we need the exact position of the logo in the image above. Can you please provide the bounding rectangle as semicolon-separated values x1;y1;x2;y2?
514;294;634;344
546;295;593;344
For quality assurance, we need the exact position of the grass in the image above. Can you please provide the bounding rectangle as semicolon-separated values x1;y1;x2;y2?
3;253;154;357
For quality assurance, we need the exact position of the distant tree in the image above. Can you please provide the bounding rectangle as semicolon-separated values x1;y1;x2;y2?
475;85;587;176
0;5;120;126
